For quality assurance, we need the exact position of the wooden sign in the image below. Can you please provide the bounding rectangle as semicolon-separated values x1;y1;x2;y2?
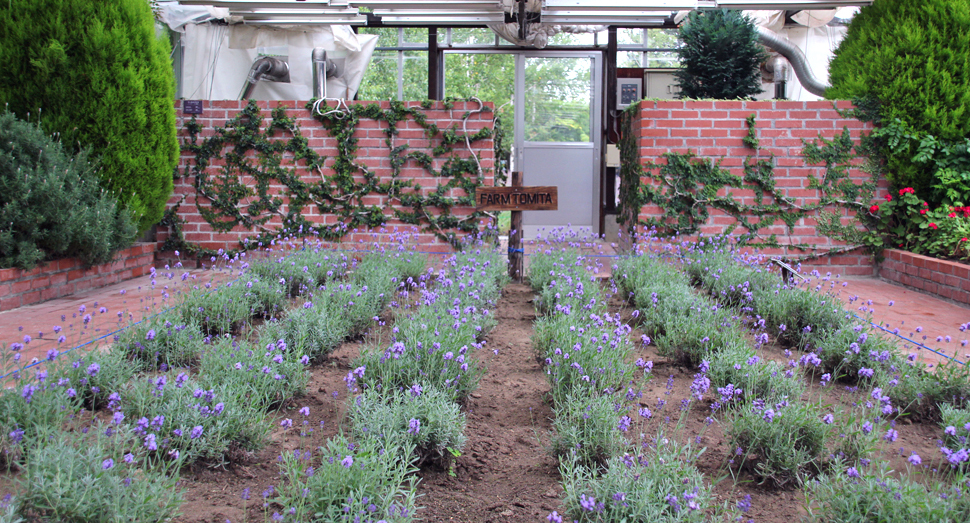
476;186;558;211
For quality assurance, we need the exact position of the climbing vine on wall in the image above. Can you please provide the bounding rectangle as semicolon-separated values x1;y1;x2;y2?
617;106;880;256
169;99;493;256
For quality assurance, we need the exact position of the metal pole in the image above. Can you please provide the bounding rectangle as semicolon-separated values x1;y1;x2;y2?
509;171;524;282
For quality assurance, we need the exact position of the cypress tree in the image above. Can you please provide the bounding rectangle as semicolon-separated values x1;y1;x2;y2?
828;0;970;142
675;10;768;100
0;0;178;233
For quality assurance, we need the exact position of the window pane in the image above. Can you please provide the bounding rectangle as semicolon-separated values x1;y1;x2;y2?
402;27;428;45
646;51;679;68
547;31;594;46
450;28;495;46
646;28;679;49
401;51;428;100
618;51;642;68
525;57;591;142
618;28;643;46
357;51;399;100
358;27;400;48
444;52;515;155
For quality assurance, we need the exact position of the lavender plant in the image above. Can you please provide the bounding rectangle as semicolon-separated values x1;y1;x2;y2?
806;462;970;522
350;386;466;468
941;404;970;467
120;372;267;465
707;341;807;406
558;434;711;522
0;368;81;465
247;248;350;296
197;334;310;411
551;393;628;467
176;283;259;336
113;312;205;370
16;424;184;522
727;397;828;486
276;434;418;522
51;348;136;410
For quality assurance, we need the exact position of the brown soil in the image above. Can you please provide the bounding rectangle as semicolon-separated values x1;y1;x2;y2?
59;281;949;523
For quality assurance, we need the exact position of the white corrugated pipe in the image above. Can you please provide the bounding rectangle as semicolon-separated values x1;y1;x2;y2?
756;26;829;97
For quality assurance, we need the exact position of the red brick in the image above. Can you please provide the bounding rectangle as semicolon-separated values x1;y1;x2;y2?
20;290;41;306
30;276;51;290
0;296;21;311
11;280;31;295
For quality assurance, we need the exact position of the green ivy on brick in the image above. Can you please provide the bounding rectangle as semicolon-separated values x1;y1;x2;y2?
617;105;879;258
171;99;493;257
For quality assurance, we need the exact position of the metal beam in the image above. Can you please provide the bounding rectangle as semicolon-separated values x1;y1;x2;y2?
545;0;697;10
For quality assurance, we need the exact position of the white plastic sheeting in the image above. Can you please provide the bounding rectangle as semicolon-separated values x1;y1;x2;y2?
179;23;378;101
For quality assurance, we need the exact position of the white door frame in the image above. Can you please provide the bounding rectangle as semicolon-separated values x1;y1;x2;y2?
443;49;603;237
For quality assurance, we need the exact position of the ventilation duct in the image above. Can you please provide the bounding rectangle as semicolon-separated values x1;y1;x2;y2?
238;55;290;100
756;26;829;97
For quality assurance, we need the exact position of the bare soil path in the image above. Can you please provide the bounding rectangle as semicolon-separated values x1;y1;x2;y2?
416;282;562;522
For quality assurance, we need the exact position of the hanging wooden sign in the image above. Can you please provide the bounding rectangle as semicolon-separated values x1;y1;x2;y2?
476;186;558;211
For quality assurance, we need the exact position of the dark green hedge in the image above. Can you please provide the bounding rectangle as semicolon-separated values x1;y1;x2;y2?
0;0;178;233
675;9;768;100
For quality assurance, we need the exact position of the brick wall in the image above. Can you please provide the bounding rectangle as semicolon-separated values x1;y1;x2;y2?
631;99;884;276
162;100;495;258
0;243;157;311
879;249;970;305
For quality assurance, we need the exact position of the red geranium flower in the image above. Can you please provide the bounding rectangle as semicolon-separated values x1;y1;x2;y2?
870;205;879;213
949;212;957;218
929;222;938;230
885;194;893;202
920;209;928;215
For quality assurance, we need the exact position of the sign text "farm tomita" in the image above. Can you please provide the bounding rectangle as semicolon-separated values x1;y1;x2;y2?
475;186;558;212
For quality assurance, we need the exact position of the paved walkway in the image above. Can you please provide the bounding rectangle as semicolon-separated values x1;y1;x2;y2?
1;248;968;371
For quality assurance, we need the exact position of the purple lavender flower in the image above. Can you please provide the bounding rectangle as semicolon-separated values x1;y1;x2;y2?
144;434;158;451
190;426;204;439
145;329;156;341
102;459;114;470
86;363;101;377
846;467;860;478
908;453;922;465
737;494;752;513
408;418;421;435
823;414;834;425
21;384;35;404
112;412;125;425
341;455;354;468
281;419;293;429
617;416;632;432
